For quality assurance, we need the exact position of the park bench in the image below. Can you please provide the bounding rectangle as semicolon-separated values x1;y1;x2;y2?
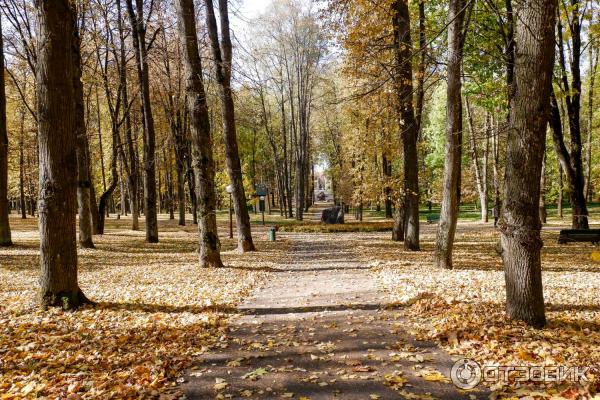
557;229;600;245
426;214;440;224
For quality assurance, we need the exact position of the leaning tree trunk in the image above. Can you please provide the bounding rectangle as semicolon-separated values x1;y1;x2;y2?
392;0;420;251
435;0;468;269
72;15;94;249
500;0;555;328
204;0;255;252
0;17;11;246
36;0;89;308
176;0;223;267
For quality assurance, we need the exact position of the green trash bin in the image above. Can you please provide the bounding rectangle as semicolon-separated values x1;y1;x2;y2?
268;227;276;241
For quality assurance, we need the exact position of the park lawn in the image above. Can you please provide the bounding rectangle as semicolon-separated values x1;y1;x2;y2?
368;222;600;398
0;215;287;399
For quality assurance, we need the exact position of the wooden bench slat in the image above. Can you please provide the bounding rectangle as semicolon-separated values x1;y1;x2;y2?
558;229;600;244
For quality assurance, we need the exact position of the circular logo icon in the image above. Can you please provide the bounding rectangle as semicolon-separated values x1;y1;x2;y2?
451;358;482;389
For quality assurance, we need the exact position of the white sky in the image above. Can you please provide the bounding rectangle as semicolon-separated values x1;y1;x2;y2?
230;0;271;30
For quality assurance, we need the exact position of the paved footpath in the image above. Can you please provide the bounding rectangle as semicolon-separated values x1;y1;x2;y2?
181;233;487;399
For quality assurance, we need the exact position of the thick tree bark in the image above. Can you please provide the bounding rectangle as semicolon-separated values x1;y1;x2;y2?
500;0;555;328
0;17;12;246
435;0;468;269
125;0;159;243
392;198;405;242
176;0;223;267
72;13;94;249
392;0;420;251
36;0;89;309
204;0;255;252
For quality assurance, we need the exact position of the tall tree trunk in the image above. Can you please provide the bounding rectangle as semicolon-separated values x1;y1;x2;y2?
72;12;94;249
204;0;255;252
382;152;393;218
500;0;555;328
36;0;89;308
466;97;488;222
555;2;589;229
176;166;186;225
19;112;26;220
125;0;159;243
176;0;223;267
550;90;589;229
0;17;11;246
436;0;468;269
558;162;564;217
540;149;547;224
392;0;420;251
415;0;426;137
118;0;139;231
585;42;597;201
492;114;501;211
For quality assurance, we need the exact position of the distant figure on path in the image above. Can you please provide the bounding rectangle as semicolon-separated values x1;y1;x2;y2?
492;203;499;228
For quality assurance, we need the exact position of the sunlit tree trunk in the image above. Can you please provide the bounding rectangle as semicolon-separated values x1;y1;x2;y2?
176;0;223;267
37;0;89;308
500;0;555;328
125;0;159;243
19;110;26;220
435;0;469;269
391;0;419;250
585;41;597;201
555;2;589;229
465;97;488;223
117;0;139;231
204;0;255;252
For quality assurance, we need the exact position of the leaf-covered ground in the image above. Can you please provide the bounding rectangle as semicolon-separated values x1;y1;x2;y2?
369;222;600;398
3;210;600;399
0;216;288;399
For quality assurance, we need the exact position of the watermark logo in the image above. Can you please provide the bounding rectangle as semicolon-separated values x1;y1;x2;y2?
450;359;594;389
451;358;482;389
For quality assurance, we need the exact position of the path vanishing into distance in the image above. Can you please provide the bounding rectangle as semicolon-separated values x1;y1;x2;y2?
180;230;488;399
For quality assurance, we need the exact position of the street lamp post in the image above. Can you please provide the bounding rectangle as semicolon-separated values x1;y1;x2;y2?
226;184;233;239
259;195;265;226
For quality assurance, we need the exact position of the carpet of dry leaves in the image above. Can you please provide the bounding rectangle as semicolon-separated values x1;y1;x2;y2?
367;221;600;399
0;216;288;399
3;209;600;399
